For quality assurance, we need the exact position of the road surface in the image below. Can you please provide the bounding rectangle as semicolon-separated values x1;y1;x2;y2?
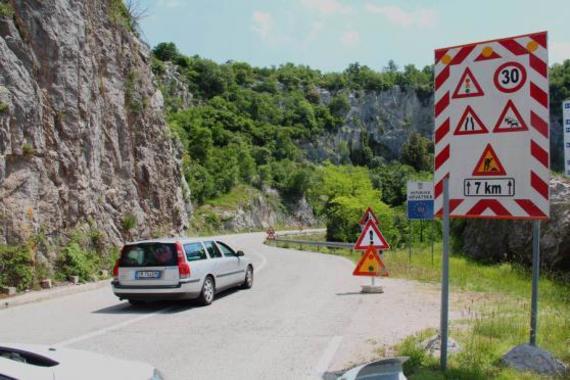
0;232;448;379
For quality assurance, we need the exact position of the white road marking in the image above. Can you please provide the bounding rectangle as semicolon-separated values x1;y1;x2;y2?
314;335;343;377
251;249;268;274
53;306;177;347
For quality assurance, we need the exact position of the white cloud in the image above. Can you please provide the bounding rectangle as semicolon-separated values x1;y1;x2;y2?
300;0;352;15
551;41;570;64
340;30;360;47
252;11;274;41
365;3;437;29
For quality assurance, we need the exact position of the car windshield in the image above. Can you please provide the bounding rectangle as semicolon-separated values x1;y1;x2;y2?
119;243;178;267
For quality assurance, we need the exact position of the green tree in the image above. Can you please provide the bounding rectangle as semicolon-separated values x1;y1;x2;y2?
152;42;179;61
401;132;432;171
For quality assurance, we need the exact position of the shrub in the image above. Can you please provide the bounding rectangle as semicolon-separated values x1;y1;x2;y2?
22;143;35;156
0;3;14;18
0;101;8;113
0;245;34;290
121;213;137;234
55;242;97;282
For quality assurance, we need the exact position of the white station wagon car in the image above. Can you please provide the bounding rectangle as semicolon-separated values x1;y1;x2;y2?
112;238;254;306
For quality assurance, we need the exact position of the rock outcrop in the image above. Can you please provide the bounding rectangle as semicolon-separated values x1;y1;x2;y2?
460;176;570;271
0;0;190;247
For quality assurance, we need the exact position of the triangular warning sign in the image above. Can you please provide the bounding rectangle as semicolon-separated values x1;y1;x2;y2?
472;144;507;176
493;100;528;133
354;219;390;251
358;207;379;226
452;67;484;99
353;246;385;276
454;105;489;135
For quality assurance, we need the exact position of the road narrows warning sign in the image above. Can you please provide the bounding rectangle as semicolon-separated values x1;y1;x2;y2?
434;31;550;220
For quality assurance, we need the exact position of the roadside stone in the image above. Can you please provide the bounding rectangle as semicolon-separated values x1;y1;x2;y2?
0;286;17;296
40;279;52;289
100;270;109;278
69;276;80;285
422;334;461;357
502;344;568;376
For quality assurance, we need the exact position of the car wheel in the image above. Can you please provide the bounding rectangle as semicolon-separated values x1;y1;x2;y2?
198;276;215;306
242;265;253;289
128;299;145;306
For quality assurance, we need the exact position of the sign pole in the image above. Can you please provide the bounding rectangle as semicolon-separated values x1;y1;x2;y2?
530;220;541;346
409;221;413;263
440;176;450;371
431;220;435;266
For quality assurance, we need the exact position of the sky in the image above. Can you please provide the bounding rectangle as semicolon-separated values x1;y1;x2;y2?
138;0;570;72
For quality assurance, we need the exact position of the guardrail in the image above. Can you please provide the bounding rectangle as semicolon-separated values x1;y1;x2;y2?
266;237;355;251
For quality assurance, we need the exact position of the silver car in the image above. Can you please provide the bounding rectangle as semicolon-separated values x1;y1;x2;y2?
111;238;254;306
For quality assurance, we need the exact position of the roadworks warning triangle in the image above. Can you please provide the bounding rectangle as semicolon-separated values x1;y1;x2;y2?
452;67;484;99
493;100;528;133
354;219;390;251
353;246;385;276
454;105;489;135
472;144;507;176
358;207;379;226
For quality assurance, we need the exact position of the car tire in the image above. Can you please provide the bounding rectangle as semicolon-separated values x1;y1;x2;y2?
128;299;145;306
241;265;254;289
198;275;215;306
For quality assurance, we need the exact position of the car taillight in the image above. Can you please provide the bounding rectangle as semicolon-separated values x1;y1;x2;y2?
112;259;120;279
176;241;190;279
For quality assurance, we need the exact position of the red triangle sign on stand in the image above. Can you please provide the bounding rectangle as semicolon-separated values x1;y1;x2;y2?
358;207;379;226
493;100;529;133
353;246;385;276
452;67;484;99
454;105;489;135
354;219;391;251
472;144;507;176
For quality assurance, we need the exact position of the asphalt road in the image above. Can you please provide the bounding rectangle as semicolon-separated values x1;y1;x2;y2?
0;232;446;380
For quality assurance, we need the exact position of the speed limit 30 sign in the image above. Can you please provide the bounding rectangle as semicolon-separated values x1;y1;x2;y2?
433;32;550;219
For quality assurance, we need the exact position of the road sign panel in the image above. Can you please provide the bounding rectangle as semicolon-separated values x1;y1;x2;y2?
434;31;550;219
563;101;570;177
407;181;434;220
354;219;390;251
453;67;484;99
353;246;385;276
358;207;378;226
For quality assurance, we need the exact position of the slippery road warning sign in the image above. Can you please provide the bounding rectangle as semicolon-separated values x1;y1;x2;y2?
354;219;390;251
434;31;550;219
353;246;385;276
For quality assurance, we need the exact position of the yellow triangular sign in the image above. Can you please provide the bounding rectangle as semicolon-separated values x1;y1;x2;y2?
353;246;385;276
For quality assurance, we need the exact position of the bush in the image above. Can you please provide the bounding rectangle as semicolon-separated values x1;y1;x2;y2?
0;245;34;290
0;3;14;18
152;42;180;62
0;101;8;113
55;242;98;282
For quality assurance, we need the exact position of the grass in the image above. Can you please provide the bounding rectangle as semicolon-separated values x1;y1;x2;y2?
205;184;256;209
271;235;570;379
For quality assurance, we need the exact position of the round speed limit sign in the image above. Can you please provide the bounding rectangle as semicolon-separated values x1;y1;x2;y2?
493;61;527;93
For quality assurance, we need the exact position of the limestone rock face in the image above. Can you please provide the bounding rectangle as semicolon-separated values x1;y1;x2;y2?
460;176;570;271
0;0;190;246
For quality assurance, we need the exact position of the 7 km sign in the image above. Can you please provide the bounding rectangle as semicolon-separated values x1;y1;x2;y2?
434;31;550;219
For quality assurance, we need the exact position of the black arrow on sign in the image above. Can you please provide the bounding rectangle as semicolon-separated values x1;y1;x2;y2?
466;182;471;195
508;180;513;195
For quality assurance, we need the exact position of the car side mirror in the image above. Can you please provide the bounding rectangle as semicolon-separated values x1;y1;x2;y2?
236;250;245;257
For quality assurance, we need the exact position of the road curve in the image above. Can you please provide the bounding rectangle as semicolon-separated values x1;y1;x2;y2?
0;232;445;380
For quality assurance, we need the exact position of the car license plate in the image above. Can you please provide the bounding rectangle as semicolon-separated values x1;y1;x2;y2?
135;271;161;280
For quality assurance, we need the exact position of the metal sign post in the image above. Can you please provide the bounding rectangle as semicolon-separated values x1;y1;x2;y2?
409;221;413;263
563;101;570;177
440;177;450;371
530;220;541;346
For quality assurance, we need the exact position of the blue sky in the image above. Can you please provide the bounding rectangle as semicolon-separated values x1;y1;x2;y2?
139;0;570;72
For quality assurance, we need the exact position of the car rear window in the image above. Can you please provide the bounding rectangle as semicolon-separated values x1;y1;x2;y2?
120;243;178;267
184;243;207;261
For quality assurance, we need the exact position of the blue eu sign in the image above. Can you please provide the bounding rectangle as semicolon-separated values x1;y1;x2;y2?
565;102;570;109
408;200;434;220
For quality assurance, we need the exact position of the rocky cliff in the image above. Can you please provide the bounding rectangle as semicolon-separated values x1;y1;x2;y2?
0;0;190;247
459;176;570;271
